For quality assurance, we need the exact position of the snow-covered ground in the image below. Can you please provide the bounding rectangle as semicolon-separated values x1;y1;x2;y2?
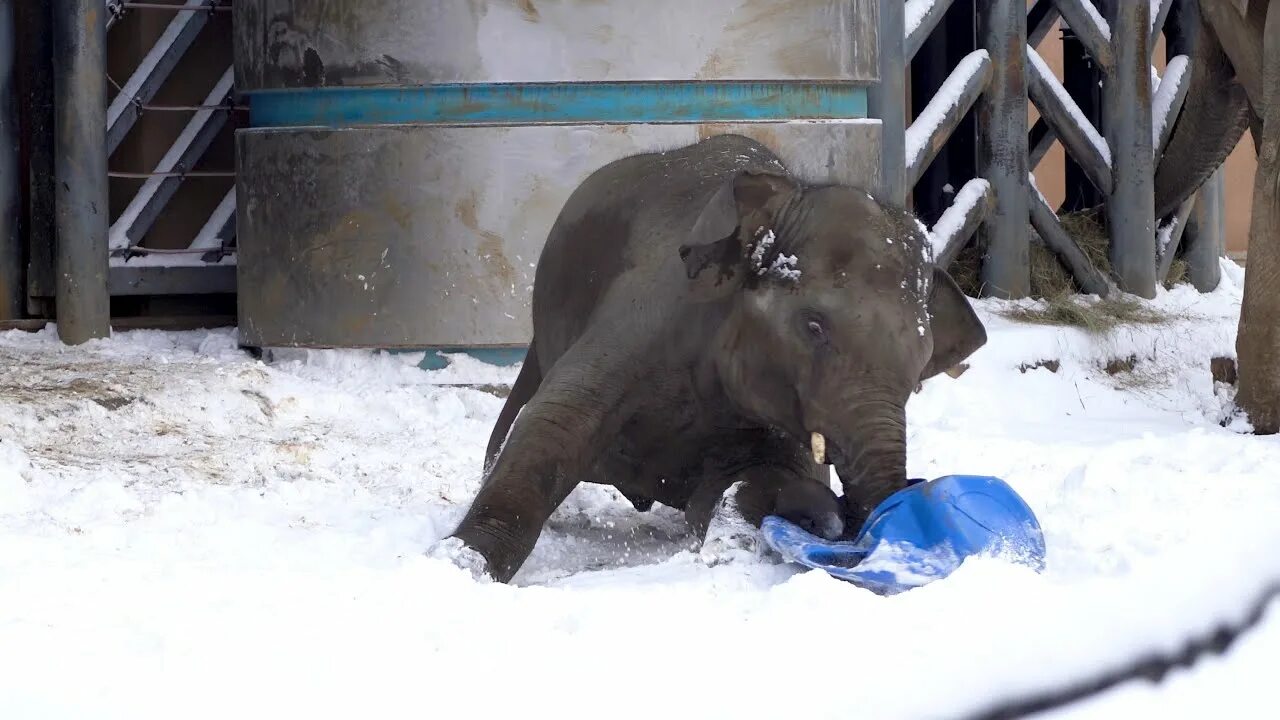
3;259;1278;719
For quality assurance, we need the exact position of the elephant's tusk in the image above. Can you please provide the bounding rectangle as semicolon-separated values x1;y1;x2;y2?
811;432;826;465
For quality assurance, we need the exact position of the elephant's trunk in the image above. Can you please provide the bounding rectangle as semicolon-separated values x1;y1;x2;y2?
823;397;909;529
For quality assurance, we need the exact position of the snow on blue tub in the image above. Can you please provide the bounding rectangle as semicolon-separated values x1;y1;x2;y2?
762;475;1046;594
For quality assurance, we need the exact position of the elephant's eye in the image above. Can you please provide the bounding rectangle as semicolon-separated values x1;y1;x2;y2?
801;313;828;343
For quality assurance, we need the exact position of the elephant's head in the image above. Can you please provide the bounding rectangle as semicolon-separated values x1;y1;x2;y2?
680;170;987;528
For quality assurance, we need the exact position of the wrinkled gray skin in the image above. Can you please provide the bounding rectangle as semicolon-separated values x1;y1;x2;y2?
1154;1;1257;220
441;135;987;583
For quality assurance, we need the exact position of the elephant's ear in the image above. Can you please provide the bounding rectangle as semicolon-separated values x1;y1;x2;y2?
921;267;987;381
679;170;799;301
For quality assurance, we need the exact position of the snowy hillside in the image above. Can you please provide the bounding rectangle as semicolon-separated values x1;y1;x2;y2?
2;259;1278;720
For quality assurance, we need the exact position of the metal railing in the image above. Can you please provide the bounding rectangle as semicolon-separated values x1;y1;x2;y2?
105;0;238;297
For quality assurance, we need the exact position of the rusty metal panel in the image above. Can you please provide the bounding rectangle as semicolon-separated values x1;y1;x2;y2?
235;121;881;349
233;0;878;90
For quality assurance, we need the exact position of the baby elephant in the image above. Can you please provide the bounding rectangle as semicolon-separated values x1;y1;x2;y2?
434;134;986;582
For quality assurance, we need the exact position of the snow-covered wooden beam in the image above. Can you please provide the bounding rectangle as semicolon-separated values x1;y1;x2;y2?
1156;194;1196;282
905;0;956;63
1028;0;1061;49
905;50;992;189
1152;54;1189;159
1026;46;1113;195
1050;0;1114;71
1028;176;1113;297
929;178;993;271
1148;0;1174;51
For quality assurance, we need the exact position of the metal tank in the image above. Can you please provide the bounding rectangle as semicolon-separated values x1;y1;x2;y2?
233;0;881;352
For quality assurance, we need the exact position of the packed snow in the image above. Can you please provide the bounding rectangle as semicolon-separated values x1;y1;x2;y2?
3;260;1280;719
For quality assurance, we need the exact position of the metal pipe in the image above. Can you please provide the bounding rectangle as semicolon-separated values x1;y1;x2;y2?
1185;167;1225;291
1102;0;1157;298
1156;194;1196;282
931;177;993;270
0;0;21;320
1051;0;1114;71
869;0;907;205
905;0;957;64
1029;118;1056;169
1026;45;1113;195
905;51;992;189
1167;0;1222;293
1060;18;1106;211
1028;183;1112;296
53;0;110;342
977;0;1030;299
1028;0;1062;49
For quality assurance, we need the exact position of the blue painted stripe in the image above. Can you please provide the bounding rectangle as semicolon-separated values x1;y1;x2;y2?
246;82;868;128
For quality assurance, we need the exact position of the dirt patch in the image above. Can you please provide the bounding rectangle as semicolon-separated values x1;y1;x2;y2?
1019;359;1061;374
1212;356;1239;386
1104;356;1139;375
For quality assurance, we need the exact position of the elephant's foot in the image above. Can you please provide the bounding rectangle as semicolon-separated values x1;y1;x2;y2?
426;536;494;583
697;482;768;566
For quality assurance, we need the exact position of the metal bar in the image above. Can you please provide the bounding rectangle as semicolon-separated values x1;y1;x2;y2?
1028;180;1113;296
18;0;56;306
1029;119;1056;169
108;66;233;251
1185;166;1224;291
905;0;957;63
121;2;229;8
105;0;210;155
108;264;235;295
1152;54;1189;159
977;0;1030;298
1149;0;1174;50
931;177;993;270
1103;0;1157;298
869;0;907;204
1156;193;1196;282
0;0;20;320
1051;0;1114;71
1061;20;1106;211
189;187;234;251
105;0;120;30
109;170;235;178
53;0;110;342
1026;46;1113;194
905;50;991;189
1029;0;1062;48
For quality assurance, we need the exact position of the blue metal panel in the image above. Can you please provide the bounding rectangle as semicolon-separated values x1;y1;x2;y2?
417;348;528;370
247;82;869;128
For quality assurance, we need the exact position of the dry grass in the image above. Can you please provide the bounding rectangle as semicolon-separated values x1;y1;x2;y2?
998;293;1171;334
949;205;1188;297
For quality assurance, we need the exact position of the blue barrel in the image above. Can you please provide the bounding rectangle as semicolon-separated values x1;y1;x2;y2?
232;0;882;353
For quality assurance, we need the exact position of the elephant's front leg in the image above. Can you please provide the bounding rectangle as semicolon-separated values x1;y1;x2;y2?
435;342;628;583
683;437;843;564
